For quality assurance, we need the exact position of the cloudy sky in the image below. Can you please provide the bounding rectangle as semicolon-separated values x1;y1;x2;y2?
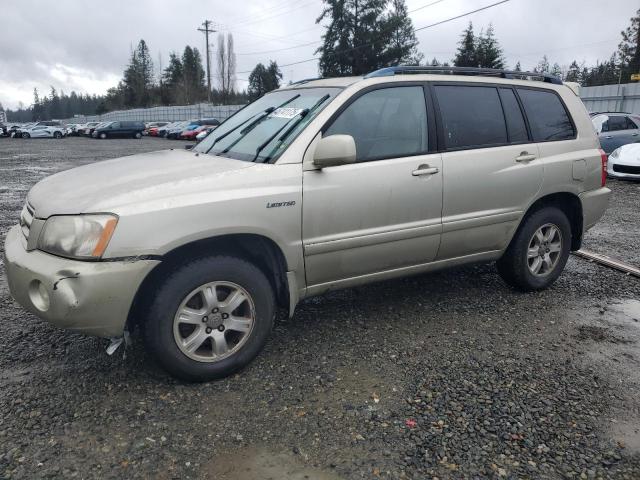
0;0;637;109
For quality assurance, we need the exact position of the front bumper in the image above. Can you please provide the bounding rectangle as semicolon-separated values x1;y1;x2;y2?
579;187;611;232
607;160;640;180
3;225;160;337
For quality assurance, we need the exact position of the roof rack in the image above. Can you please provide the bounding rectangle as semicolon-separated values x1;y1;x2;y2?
289;77;323;86
364;66;563;85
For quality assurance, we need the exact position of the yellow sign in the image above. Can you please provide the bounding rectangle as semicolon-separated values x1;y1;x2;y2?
631;73;640;81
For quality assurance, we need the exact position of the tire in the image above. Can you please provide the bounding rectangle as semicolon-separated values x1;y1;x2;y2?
22;132;30;138
100;132;107;139
497;207;571;292
143;255;275;382
134;132;142;139
53;131;62;139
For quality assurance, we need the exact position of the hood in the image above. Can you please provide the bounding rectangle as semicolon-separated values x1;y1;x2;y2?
28;149;256;217
616;143;640;162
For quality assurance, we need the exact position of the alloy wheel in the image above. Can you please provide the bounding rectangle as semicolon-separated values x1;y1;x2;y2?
527;223;563;277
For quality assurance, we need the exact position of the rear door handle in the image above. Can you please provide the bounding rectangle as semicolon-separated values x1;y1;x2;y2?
412;165;439;176
632;133;639;137
604;135;613;139
515;152;537;162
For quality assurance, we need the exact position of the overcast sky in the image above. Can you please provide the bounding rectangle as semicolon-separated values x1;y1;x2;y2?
0;0;637;109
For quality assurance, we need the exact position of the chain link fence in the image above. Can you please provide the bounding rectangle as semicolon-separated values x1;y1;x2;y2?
62;103;245;124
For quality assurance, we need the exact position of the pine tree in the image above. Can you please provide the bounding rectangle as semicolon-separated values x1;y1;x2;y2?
618;8;640;82
550;63;563;79
162;52;183;104
453;23;476;67
534;55;550;74
248;61;282;101
316;0;390;76
383;0;422;66
565;60;582;83
122;39;155;107
513;61;521;72
182;46;206;104
475;24;505;69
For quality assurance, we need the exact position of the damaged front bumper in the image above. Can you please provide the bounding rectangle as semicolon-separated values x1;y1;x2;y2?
3;225;159;338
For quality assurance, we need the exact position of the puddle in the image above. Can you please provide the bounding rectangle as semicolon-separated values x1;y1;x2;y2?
203;447;344;480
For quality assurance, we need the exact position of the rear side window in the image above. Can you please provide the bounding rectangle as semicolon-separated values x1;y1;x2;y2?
325;86;428;162
435;85;507;149
498;88;528;143
517;89;575;141
625;116;638;130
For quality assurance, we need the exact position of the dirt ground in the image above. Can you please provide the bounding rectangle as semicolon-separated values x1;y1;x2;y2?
1;136;640;479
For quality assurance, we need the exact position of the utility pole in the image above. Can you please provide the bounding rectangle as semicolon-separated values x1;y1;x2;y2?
198;20;216;103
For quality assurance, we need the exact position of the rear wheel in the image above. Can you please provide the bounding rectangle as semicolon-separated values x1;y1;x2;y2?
497;207;571;291
53;131;62;139
134;132;142;139
22;132;30;138
143;255;275;382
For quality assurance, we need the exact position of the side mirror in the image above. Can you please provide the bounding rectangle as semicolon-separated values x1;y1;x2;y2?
184;144;194;150
312;134;357;168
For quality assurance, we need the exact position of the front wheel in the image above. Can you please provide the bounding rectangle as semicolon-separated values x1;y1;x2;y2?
497;207;571;292
22;132;30;138
99;132;107;139
143;255;275;382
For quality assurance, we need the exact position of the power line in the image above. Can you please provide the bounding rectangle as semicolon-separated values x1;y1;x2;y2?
237;0;511;73
234;0;449;56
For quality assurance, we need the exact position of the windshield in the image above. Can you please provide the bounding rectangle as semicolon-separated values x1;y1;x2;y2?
194;87;341;162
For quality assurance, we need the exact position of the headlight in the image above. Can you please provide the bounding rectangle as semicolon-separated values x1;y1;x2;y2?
38;214;118;259
610;148;621;159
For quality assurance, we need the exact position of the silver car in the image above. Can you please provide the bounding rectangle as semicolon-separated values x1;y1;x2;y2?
4;67;611;381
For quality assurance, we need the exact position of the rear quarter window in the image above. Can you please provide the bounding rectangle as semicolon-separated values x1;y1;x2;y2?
517;89;575;141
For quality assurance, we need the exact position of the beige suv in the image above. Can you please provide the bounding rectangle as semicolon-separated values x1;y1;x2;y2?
4;67;610;381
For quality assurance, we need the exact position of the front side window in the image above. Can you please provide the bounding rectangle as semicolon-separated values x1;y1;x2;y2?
517;89;575;141
195;87;340;162
325;86;428;162
435;85;507;149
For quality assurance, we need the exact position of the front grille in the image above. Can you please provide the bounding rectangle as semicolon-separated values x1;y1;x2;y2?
19;202;35;242
613;164;640;175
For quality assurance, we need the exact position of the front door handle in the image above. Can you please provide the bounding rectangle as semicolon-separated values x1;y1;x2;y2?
412;164;439;176
515;152;537;162
632;133;639;137
604;135;613;139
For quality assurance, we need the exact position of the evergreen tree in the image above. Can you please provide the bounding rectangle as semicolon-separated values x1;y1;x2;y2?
475;24;504;69
122;39;155;107
162;52;184;104
453;22;476;67
565;60;582;83
248;61;282;101
513;61;522;72
550;62;563;79
182;46;206;104
534;55;550;73
383;0;423;66
618;8;640;82
316;0;390;76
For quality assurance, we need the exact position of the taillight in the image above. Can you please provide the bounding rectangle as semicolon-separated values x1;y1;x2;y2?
599;148;607;187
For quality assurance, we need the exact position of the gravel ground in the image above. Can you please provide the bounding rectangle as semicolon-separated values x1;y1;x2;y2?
1;137;640;479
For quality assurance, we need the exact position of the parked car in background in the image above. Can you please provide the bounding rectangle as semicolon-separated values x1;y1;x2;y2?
65;124;85;136
195;126;216;142
166;121;195;139
21;124;65;139
181;124;218;141
0;123;7;137
83;122;102;136
591;112;640;154
12;123;36;138
607;143;640;180
4;67;610;381
144;122;169;135
93;121;146;139
157;122;183;138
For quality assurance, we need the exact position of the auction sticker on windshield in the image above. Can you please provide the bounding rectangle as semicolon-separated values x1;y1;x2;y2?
269;107;304;119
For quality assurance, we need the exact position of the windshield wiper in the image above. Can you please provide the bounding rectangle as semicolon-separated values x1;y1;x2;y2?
218;94;301;155
253;94;331;163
